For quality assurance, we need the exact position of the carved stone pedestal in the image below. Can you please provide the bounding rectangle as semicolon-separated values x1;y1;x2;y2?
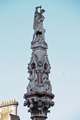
24;92;54;119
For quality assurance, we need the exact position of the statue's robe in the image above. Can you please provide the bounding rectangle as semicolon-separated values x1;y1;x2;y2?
33;12;45;33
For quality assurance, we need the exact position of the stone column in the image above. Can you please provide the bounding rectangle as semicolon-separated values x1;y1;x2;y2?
24;6;55;120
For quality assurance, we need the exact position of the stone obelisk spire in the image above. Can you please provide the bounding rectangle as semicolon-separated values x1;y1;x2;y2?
24;6;55;120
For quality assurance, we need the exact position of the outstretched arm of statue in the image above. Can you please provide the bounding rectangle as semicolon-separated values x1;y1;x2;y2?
35;5;42;12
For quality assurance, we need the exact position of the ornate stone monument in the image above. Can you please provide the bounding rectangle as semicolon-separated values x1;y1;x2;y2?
24;6;55;120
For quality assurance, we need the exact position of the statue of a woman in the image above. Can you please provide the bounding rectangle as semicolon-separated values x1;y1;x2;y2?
33;6;45;41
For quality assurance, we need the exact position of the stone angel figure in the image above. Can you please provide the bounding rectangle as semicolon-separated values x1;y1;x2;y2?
33;6;45;41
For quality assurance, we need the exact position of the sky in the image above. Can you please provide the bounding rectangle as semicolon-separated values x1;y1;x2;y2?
0;0;80;120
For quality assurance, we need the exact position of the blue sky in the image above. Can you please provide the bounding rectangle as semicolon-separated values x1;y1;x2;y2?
0;0;80;120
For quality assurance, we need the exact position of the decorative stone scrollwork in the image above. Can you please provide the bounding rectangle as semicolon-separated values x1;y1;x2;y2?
38;61;43;67
27;69;37;93
27;51;52;94
24;97;54;118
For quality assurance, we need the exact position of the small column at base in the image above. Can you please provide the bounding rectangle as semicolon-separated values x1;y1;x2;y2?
32;117;46;120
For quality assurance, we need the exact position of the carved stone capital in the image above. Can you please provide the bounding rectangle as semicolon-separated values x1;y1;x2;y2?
24;96;54;118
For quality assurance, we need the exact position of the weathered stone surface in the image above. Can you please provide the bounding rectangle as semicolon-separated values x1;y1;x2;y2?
33;6;45;42
24;6;54;119
24;97;54;118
